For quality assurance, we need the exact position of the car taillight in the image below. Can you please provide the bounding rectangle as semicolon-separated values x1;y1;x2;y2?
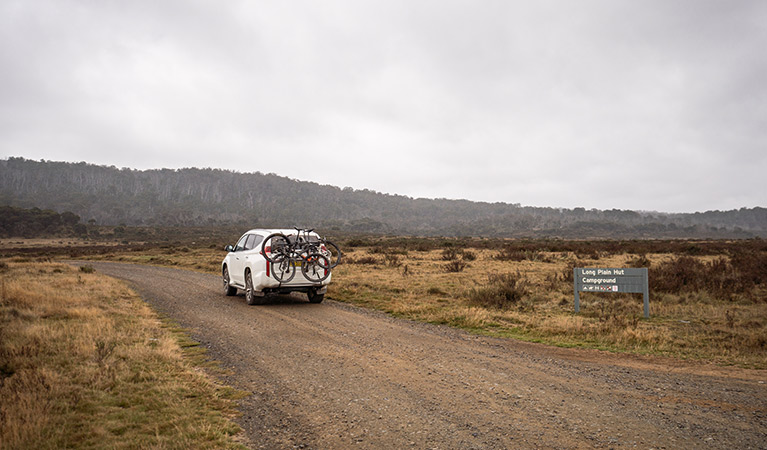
266;260;270;277
264;245;271;254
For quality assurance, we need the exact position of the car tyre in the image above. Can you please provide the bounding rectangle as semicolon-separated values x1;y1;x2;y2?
307;288;325;304
223;266;237;296
245;270;264;305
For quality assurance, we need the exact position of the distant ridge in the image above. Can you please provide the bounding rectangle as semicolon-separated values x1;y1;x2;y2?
1;157;765;238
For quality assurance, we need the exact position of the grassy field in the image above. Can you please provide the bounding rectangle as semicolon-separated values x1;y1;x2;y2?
334;246;767;368
72;236;767;369
0;260;246;449
1;235;764;447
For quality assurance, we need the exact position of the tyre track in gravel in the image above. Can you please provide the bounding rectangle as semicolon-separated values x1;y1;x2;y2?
85;262;767;449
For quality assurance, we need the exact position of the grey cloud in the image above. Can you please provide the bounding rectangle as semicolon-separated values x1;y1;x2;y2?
1;0;765;212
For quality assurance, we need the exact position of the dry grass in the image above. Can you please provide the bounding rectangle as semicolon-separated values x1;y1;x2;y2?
0;261;245;449
70;241;767;369
331;247;767;368
85;245;225;274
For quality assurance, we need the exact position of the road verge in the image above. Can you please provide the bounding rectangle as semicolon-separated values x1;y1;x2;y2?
0;260;246;448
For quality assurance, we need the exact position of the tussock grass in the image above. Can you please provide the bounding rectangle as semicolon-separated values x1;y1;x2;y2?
0;261;245;449
467;273;530;309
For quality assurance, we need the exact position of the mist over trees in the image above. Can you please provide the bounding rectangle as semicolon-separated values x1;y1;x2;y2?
1;157;765;238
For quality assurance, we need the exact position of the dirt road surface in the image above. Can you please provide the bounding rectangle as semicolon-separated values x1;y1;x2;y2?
86;262;766;449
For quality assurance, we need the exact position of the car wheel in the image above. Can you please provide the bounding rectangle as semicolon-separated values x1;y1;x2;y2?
223;266;237;296
307;288;325;304
245;270;263;305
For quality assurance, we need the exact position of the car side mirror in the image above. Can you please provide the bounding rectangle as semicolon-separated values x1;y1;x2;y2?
224;245;234;252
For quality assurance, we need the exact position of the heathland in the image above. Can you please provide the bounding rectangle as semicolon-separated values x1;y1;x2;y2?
2;227;765;447
4;231;765;369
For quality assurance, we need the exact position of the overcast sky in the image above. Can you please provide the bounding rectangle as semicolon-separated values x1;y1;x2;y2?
1;1;765;213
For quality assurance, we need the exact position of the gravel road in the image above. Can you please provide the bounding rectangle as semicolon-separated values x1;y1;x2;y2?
86;262;766;449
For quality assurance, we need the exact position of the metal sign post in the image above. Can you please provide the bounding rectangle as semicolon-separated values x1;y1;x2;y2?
574;268;650;318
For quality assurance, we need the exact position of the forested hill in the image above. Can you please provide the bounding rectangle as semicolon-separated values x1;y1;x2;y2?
1;157;765;238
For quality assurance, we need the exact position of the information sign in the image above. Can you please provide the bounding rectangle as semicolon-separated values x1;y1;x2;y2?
574;268;650;318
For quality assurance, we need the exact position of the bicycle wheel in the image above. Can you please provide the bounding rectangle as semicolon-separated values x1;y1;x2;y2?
302;253;331;283
272;258;296;283
320;239;342;268
262;233;291;263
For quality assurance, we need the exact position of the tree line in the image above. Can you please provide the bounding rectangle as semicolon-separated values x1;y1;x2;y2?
0;205;86;238
1;157;765;238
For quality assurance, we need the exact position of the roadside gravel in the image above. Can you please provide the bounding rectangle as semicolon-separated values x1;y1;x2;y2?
85;262;767;449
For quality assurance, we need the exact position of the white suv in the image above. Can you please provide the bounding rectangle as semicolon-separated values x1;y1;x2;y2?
221;229;333;305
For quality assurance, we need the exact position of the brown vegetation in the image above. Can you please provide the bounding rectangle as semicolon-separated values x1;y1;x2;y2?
0;261;245;448
331;240;767;368
8;236;767;368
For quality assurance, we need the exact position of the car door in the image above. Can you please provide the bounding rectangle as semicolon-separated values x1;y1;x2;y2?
242;234;261;274
229;234;250;286
241;233;264;279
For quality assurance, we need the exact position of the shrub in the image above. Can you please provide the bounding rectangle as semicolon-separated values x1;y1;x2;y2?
414;243;433;252
461;250;477;261
627;254;651;268
349;256;379;265
467;273;529;309
651;253;766;300
79;265;95;274
561;260;582;283
384;253;402;267
443;248;477;261
493;248;527;262
344;238;374;248
444;260;467;273
651;256;705;293
730;250;767;288
441;248;459;261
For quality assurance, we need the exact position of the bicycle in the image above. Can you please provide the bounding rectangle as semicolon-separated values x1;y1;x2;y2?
291;227;343;269
261;228;339;283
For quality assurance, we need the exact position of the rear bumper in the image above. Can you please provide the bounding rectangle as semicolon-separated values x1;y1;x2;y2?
252;269;331;293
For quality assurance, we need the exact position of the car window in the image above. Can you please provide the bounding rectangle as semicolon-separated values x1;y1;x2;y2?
234;235;248;252
252;235;264;249
244;234;256;250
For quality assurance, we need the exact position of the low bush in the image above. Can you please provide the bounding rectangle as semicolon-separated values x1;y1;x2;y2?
627;254;651;268
441;248;459;261
348;256;379;265
651;253;767;300
442;248;477;262
493;248;527;262
466;273;529;309
444;260;467;273
344;238;375;248
461;250;477;261
384;253;402;267
493;247;553;263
